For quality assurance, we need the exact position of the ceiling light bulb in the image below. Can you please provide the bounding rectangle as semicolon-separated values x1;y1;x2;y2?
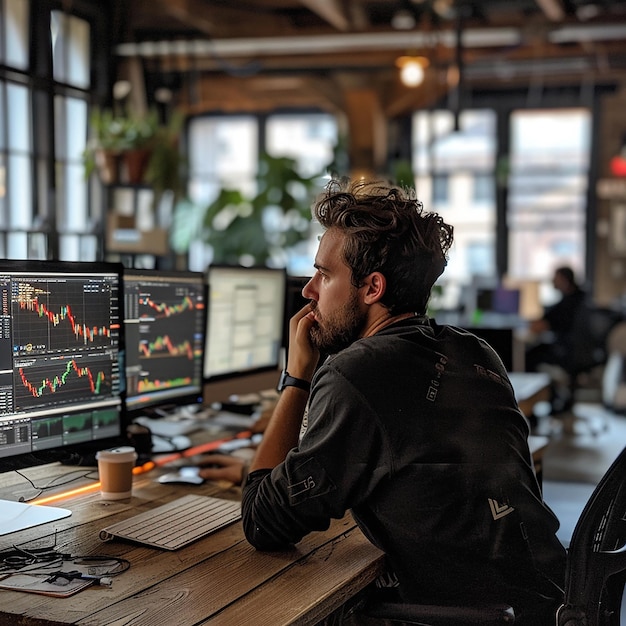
396;56;429;87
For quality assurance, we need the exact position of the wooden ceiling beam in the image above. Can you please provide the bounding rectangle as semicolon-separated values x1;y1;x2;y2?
298;0;351;31
152;0;218;37
151;0;292;38
534;0;565;22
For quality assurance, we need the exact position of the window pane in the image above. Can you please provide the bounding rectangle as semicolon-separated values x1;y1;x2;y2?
188;116;257;206
67;15;90;88
432;174;449;204
64;163;88;231
66;98;87;162
51;11;90;88
59;234;98;262
7;232;27;258
508;109;590;283
4;0;29;69
59;234;80;261
266;113;337;177
414;109;496;174
0;153;6;224
8;154;31;228
55;96;88;232
413;109;497;294
0;82;4;150
473;174;494;203
7;83;30;152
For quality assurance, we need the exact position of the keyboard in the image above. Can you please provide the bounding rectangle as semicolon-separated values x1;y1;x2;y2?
99;494;241;550
134;415;204;438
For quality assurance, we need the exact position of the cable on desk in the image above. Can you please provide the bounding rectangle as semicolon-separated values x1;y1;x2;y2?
14;468;99;503
0;542;130;587
30;429;254;506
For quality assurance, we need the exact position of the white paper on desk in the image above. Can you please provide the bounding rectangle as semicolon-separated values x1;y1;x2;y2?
0;499;72;536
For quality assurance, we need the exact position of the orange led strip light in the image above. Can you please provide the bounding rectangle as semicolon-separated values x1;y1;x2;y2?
31;430;253;506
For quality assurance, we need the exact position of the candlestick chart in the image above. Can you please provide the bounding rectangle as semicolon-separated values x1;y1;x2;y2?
133;290;202;392
15;356;113;411
11;278;115;356
123;271;205;410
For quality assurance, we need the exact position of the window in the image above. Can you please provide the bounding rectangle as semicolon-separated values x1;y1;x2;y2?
432;174;449;205
413;109;497;303
51;11;93;261
507;109;590;284
412;106;591;312
3;0;29;70
473;173;494;204
188;115;258;208
0;3;95;261
266;113;337;178
187;112;337;274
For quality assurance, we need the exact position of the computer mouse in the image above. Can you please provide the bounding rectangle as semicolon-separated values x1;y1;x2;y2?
157;467;204;485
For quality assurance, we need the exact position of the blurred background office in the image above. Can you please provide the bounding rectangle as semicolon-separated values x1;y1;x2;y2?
2;0;626;320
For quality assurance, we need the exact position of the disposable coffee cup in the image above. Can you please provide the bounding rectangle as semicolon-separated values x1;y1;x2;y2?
96;446;138;500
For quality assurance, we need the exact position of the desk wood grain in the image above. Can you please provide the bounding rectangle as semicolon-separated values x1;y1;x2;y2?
0;466;384;626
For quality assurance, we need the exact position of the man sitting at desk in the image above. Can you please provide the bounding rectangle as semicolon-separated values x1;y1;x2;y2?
525;265;587;375
201;180;566;625
525;265;587;415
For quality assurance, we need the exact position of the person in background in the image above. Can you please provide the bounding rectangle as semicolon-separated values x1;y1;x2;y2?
525;266;587;413
202;180;566;625
526;266;586;370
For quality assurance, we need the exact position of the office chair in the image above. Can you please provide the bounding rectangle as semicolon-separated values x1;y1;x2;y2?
360;446;626;626
360;597;515;624
551;305;623;435
556;444;626;626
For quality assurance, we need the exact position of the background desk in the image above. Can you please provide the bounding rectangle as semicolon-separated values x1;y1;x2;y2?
0;463;384;626
509;371;551;418
509;372;552;487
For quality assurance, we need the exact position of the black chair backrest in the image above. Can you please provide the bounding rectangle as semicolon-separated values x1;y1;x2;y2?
568;306;623;375
558;445;626;625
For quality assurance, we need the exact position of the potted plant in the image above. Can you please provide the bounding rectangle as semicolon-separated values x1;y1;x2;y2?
83;108;161;185
170;153;323;267
144;110;186;203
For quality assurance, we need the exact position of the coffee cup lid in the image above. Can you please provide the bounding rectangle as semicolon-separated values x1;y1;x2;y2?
96;446;137;462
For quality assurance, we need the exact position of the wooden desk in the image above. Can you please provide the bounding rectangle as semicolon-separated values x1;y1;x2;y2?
0;463;384;626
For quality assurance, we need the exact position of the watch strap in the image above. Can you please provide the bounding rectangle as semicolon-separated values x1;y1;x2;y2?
277;369;310;392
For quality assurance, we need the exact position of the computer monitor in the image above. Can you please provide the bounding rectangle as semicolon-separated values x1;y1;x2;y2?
0;260;124;471
122;269;206;416
204;265;286;382
476;286;521;316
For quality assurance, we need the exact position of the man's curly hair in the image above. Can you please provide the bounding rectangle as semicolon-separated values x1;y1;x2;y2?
312;179;454;315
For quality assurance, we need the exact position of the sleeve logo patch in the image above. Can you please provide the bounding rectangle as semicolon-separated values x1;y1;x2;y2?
289;476;316;499
488;498;514;520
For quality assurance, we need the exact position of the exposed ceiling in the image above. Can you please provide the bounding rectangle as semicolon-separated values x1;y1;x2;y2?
113;0;626;116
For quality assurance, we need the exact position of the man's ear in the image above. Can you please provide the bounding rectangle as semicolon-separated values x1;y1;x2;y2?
362;272;386;304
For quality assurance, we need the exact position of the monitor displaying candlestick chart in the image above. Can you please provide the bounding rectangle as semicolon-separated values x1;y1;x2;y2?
0;260;124;468
123;269;206;414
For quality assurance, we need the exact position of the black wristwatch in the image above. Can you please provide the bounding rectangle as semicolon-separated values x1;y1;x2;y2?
277;369;311;393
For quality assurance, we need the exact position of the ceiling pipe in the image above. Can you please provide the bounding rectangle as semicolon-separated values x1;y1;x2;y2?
115;22;626;59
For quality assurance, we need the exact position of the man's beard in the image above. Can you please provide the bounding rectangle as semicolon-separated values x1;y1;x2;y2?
309;292;367;355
